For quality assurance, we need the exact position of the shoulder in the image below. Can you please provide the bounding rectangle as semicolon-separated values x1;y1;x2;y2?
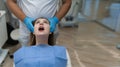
13;47;26;64
14;47;26;56
13;46;34;58
53;46;67;59
53;46;67;53
13;46;36;64
53;45;66;50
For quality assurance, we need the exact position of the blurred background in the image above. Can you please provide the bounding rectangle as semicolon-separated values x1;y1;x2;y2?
0;0;120;67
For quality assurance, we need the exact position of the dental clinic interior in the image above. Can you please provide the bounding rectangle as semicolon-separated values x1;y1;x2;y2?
0;0;120;67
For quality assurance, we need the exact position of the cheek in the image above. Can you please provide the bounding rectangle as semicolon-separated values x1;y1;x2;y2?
34;26;39;32
45;26;50;33
47;26;50;31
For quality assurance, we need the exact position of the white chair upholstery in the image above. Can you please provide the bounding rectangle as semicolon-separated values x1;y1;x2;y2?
66;50;72;67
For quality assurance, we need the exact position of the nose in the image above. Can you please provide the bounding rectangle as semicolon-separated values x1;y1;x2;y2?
39;21;44;25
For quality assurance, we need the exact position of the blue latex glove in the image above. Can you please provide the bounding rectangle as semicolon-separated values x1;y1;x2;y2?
48;16;59;32
23;16;34;32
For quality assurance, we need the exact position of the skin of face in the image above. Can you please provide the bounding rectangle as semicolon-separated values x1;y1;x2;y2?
33;18;50;37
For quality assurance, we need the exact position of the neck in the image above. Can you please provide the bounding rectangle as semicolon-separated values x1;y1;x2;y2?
35;35;48;45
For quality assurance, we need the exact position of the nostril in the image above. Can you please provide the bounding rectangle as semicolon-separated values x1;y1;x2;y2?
39;23;43;25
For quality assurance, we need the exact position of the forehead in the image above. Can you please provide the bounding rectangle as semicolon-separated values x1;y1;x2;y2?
33;18;50;25
36;18;49;22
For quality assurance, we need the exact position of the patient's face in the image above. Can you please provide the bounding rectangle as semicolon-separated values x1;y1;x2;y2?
34;18;50;36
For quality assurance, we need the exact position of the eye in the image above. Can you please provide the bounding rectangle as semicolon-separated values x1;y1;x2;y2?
44;21;49;24
35;21;39;24
43;20;49;24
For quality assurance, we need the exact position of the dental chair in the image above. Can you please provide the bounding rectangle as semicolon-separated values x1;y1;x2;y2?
59;0;80;27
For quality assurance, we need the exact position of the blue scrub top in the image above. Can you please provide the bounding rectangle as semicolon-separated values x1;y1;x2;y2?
14;44;67;67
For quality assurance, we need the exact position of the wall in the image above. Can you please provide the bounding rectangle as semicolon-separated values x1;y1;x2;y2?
81;0;103;20
96;0;111;20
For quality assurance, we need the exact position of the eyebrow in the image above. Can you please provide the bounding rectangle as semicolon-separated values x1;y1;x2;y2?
43;19;49;23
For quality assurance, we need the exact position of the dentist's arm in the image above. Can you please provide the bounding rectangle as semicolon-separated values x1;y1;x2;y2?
48;0;71;32
7;0;25;21
56;0;71;20
7;0;34;32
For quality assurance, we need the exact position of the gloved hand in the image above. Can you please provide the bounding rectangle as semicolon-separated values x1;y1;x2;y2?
48;16;59;32
23;16;34;32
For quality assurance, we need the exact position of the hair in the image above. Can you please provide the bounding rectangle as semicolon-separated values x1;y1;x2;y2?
29;18;55;46
29;33;54;46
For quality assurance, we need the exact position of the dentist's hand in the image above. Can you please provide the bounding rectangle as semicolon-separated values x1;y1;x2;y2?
23;16;34;32
48;16;59;32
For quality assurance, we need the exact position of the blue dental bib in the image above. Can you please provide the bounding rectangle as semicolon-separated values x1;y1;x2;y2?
14;45;67;67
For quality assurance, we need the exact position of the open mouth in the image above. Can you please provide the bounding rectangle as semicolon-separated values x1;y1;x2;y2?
38;27;44;31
